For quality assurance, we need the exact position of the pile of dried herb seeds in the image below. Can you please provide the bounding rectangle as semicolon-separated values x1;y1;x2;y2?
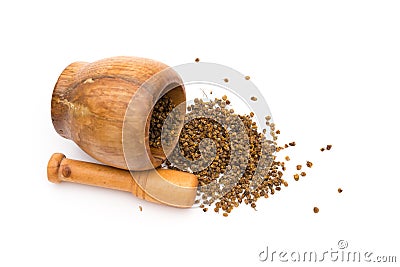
149;93;329;216
165;96;284;216
149;96;175;148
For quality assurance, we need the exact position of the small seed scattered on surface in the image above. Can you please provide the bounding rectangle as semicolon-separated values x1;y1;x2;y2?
338;188;343;193
160;93;329;216
195;58;200;62
250;96;258;101
296;165;302;170
326;145;332;150
306;161;313;168
245;75;250;80
300;172;306;177
139;206;143;212
320;148;325;152
313;207;319;213
224;78;229;83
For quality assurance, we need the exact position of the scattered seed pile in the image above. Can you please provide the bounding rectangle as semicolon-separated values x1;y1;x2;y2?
149;92;335;216
164;96;285;215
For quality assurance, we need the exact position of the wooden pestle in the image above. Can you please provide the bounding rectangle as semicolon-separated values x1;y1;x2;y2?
47;153;198;208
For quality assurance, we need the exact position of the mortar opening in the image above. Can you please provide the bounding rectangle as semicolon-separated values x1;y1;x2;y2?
147;84;185;163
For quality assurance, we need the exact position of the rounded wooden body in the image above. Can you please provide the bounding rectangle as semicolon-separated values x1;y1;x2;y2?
51;57;185;170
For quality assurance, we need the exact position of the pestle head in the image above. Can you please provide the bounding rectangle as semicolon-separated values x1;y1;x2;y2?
47;153;66;184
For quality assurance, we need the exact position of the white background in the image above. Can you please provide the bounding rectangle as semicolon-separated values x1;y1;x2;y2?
1;1;399;266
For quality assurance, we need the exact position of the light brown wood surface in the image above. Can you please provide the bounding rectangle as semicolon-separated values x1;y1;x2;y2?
47;153;198;208
51;56;185;170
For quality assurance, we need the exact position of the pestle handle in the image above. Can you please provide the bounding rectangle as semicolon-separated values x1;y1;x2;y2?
47;153;198;208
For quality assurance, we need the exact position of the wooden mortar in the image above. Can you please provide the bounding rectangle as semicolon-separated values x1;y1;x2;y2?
48;153;198;208
51;56;185;171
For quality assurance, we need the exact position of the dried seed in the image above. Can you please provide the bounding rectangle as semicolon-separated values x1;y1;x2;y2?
300;172;306;177
285;156;290;161
293;174;299;181
250;96;258;101
326;145;332;150
195;58;200;62
296;165;302;170
338;188;343;193
224;78;229;83
289;142;296;146
245;75;250;80
162;95;297;216
149;95;175;148
313;207;319;213
139;206;143;212
223;212;228;217
306;161;313;168
320;148;325;152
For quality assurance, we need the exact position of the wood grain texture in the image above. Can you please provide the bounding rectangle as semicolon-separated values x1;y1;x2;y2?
47;153;198;208
51;56;185;170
